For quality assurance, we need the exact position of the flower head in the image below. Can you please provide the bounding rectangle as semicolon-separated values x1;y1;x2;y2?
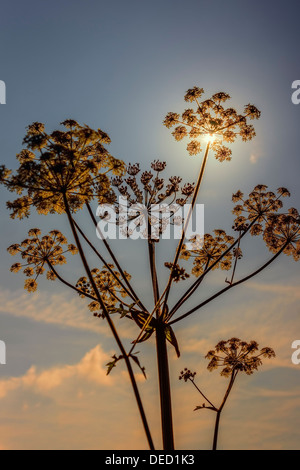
232;185;291;233
231;186;300;258
164;263;190;282
2;120;125;218
110;161;195;240
264;209;300;260
8;229;78;292
206;338;275;377
76;265;131;317
164;87;261;161
180;230;235;277
179;368;196;382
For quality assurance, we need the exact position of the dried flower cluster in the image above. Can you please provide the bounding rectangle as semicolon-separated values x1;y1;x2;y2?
206;338;275;377
180;230;235;277
2;120;125;218
264;209;300;260
232;185;300;258
232;185;290;232
76;265;132;317
177;185;300;281
164;87;261;161
164;263;190;282
111;160;195;239
8;228;78;292
179;368;196;382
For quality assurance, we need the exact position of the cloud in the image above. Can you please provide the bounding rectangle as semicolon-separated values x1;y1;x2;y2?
0;288;137;339
246;281;300;299
0;345;113;399
0;280;299;450
0;288;103;333
0;344;160;450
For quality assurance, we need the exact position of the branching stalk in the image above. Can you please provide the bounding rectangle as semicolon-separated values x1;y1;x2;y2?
148;238;174;450
170;242;288;325
161;142;211;315
63;194;154;450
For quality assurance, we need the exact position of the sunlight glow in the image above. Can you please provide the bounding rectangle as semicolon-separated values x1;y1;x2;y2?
204;133;216;143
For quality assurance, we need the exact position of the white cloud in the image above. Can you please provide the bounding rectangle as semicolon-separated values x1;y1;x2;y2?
0;281;299;449
0;345;113;399
0;344;159;450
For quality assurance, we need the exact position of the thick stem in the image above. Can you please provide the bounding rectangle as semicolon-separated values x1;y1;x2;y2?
212;412;221;451
156;322;175;450
148;239;174;450
63;196;154;450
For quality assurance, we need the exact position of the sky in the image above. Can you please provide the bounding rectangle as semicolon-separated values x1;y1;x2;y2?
0;0;300;450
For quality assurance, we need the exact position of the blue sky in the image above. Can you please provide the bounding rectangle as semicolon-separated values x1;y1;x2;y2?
0;0;299;450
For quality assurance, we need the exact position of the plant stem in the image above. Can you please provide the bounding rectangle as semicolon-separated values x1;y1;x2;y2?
170;241;288;325
86;202;145;307
212;372;237;450
228;233;241;285
189;378;216;410
63;195;155;450
46;262;96;302
148;239;174;450
73;219;141;306
161;142;210;315
212;412;221;451
169;217;259;319
156;320;175;450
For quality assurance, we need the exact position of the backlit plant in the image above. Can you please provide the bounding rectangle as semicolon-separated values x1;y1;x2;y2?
1;88;299;450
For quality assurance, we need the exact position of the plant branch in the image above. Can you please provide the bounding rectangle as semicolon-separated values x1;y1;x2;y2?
169;242;288;325
168;217;260;320
63;194;154;450
73;218;143;308
213;371;237;451
189;378;217;410
46;261;97;302
86;202;148;312
161;142;211;316
226;232;242;286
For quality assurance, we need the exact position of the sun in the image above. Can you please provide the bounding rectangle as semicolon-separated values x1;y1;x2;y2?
204;133;216;143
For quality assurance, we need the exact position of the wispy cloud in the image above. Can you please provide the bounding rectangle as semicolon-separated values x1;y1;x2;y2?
175;279;300;372
0;282;299;449
0;288;137;339
246;281;300;298
0;345;113;399
0;288;103;333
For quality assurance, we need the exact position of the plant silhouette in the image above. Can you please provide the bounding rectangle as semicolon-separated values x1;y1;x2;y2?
1;88;299;450
179;338;276;450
